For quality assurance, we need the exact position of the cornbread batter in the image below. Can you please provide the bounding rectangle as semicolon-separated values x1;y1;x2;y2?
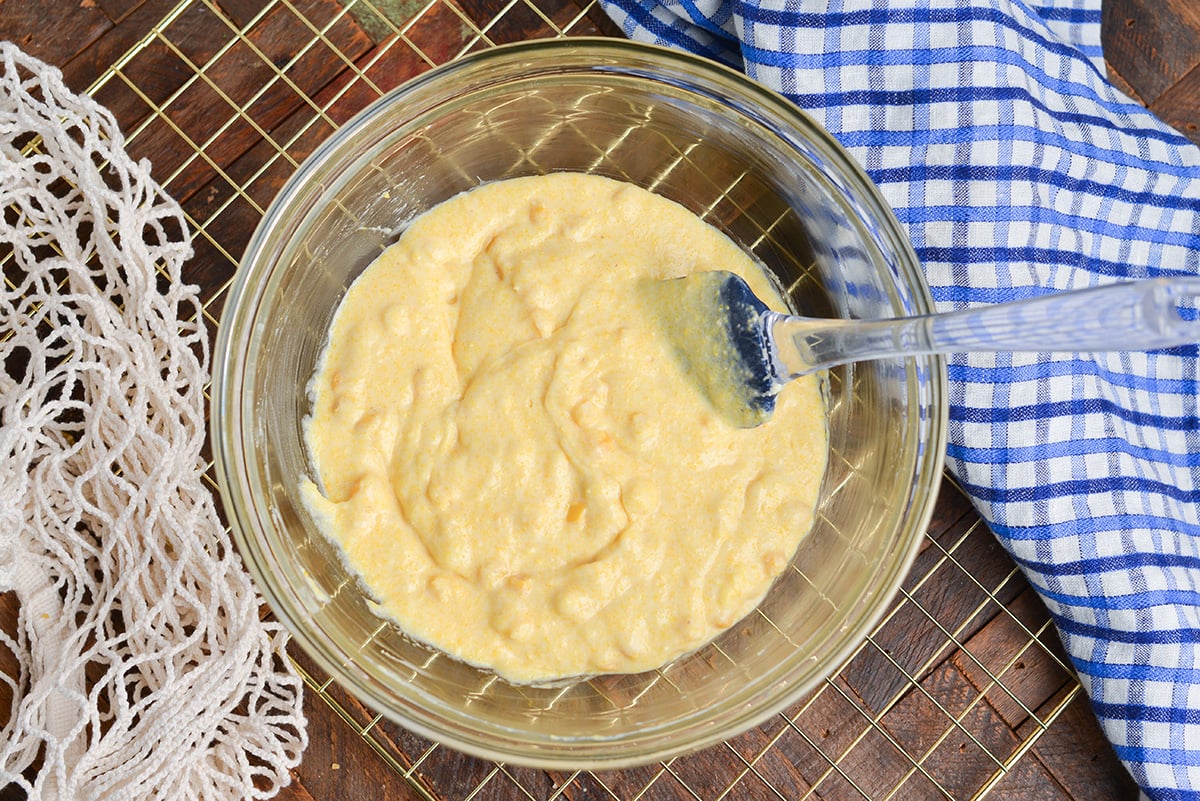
301;173;827;683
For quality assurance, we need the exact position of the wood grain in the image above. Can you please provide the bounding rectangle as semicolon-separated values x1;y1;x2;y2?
2;1;1193;799
1102;0;1200;106
0;0;114;69
1151;67;1200;143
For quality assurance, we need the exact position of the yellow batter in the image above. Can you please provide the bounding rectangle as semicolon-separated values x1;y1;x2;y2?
301;173;827;683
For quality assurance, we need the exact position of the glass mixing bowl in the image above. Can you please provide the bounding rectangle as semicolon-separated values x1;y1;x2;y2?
212;37;948;769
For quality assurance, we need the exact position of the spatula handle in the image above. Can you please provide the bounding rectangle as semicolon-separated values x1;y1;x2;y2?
926;277;1200;353
775;277;1200;376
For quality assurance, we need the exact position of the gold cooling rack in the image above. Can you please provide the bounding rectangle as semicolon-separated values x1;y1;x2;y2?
82;1;1082;798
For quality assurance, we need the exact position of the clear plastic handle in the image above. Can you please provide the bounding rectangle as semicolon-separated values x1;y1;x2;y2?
773;278;1200;378
926;277;1200;352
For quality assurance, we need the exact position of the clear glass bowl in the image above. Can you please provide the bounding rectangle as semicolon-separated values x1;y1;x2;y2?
212;37;948;769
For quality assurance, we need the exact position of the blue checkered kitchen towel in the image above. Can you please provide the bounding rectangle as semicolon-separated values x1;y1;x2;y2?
597;0;1200;797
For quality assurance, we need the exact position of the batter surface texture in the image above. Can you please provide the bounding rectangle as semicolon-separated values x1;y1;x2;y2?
302;173;827;683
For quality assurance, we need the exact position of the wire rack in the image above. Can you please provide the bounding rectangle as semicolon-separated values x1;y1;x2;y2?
82;1;1082;798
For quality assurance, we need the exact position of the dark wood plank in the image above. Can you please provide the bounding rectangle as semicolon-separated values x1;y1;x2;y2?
176;0;479;259
670;739;779;800
1025;694;1140;801
1104;55;1146;107
456;0;622;41
1102;0;1200;106
1150;65;1200;145
214;0;281;29
0;592;18;733
117;0;374;205
719;717;813;801
95;0;151;22
767;678;884;795
841;483;1026;715
81;0;235;120
0;0;114;69
972;746;1078;801
953;587;1073;731
53;0;178;94
284;647;429;801
307;0;474;128
880;660;1034;800
582;764;695;801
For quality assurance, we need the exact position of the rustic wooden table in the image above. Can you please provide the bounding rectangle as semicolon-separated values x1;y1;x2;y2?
3;1;1196;799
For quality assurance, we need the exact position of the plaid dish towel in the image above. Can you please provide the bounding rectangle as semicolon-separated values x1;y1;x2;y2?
597;0;1200;797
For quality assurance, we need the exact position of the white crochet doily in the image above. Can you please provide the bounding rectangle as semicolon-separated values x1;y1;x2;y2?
0;43;306;801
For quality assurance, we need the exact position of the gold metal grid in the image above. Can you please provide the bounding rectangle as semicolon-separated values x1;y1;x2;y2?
80;1;1083;798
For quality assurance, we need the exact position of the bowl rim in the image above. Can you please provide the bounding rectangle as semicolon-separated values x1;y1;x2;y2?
211;35;950;769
